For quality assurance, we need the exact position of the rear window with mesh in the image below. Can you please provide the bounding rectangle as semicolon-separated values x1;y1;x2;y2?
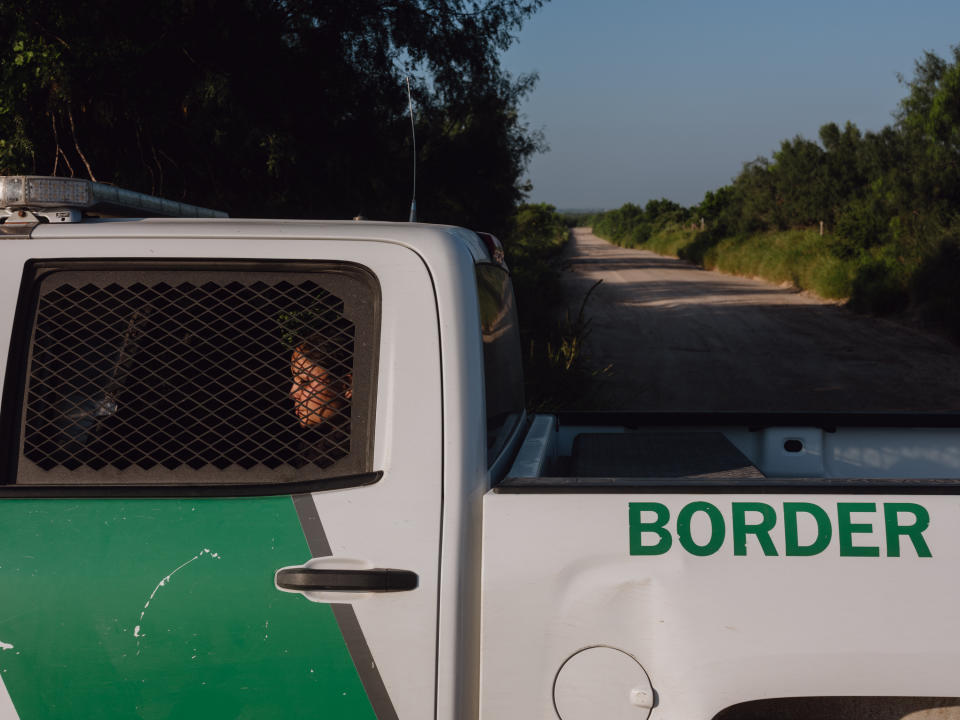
6;262;379;486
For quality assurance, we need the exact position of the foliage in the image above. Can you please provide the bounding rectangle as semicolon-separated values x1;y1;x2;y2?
0;0;546;236
504;202;567;334
832;194;889;256
700;229;855;300
677;225;726;266
504;202;568;315
910;235;960;335
503;203;599;409
522;279;604;411
846;247;911;315
643;223;698;257
591;198;692;248
587;45;960;336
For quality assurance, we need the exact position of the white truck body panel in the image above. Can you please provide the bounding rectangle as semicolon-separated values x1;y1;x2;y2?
479;415;960;718
481;490;960;718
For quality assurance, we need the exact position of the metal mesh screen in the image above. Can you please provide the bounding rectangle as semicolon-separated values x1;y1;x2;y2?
19;267;376;482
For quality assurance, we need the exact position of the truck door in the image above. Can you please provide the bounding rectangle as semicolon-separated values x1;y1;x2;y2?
0;251;441;719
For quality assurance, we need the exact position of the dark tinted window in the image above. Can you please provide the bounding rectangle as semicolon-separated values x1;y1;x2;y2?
476;263;525;465
8;262;379;485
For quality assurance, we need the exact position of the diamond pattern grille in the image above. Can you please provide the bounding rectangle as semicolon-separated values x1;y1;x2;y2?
23;276;357;474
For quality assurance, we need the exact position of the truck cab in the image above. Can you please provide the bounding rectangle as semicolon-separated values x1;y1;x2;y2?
0;176;524;720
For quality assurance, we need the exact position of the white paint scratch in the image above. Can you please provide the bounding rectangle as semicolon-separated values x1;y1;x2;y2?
0;643;12;652
134;548;221;654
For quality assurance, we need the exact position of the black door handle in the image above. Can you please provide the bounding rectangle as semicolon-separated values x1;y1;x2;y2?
275;567;419;593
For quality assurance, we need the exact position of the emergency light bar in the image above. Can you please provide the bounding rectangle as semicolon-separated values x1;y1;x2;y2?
0;176;227;219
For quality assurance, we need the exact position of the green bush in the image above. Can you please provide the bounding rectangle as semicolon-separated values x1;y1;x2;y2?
848;248;911;315
678;225;725;265
644;223;698;256
590;198;691;250
832;195;890;257
522;280;605;411
910;235;960;336
587;165;960;328
504;203;600;409
560;211;600;227
807;254;856;299
505;203;568;315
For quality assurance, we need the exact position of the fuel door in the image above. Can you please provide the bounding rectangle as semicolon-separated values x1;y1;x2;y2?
553;646;654;720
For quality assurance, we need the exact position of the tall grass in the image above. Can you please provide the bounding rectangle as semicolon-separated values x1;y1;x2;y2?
643;224;699;257
699;229;855;300
523;279;605;411
594;221;928;308
505;204;601;409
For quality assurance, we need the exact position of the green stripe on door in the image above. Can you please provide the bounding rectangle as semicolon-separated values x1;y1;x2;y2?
0;497;377;720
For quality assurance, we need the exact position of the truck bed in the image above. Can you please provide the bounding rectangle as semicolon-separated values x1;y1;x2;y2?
502;411;960;488
483;411;960;720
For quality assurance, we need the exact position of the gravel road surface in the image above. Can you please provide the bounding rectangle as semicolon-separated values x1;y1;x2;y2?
561;228;960;412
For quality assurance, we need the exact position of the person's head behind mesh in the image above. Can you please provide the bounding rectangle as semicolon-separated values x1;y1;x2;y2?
289;328;353;428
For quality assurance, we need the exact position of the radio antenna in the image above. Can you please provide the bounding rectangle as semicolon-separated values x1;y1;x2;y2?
406;76;417;222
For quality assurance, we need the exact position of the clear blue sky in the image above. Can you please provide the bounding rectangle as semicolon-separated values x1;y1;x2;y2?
501;0;960;210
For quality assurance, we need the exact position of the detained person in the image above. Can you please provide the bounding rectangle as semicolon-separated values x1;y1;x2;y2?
289;333;353;466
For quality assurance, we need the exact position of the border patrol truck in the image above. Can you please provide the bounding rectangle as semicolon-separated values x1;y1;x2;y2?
0;176;958;720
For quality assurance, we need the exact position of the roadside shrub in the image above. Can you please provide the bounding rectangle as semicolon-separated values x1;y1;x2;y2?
848;249;910;315
506;202;568;314
591;200;688;251
505;203;602;409
560;211;599;227
624;223;650;247
644;223;698;257
589;183;959;328
832;195;890;257
683;228;856;300
807;254;855;299
910;235;960;337
678;225;726;265
523;280;605;411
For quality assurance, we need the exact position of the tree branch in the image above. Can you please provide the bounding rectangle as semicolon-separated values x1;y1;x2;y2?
49;113;74;176
67;108;97;182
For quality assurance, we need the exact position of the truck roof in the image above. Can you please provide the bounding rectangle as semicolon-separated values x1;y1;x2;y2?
22;217;496;265
0;175;498;265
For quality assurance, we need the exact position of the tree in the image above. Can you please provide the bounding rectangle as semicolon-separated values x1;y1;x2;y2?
772;135;828;226
880;46;960;251
0;0;546;234
818;121;866;222
732;157;779;232
695;186;734;228
644;197;683;225
892;48;960;219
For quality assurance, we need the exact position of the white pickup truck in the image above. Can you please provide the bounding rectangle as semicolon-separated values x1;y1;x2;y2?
0;176;958;720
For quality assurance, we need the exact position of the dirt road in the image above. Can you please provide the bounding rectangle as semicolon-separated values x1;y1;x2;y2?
561;228;960;412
